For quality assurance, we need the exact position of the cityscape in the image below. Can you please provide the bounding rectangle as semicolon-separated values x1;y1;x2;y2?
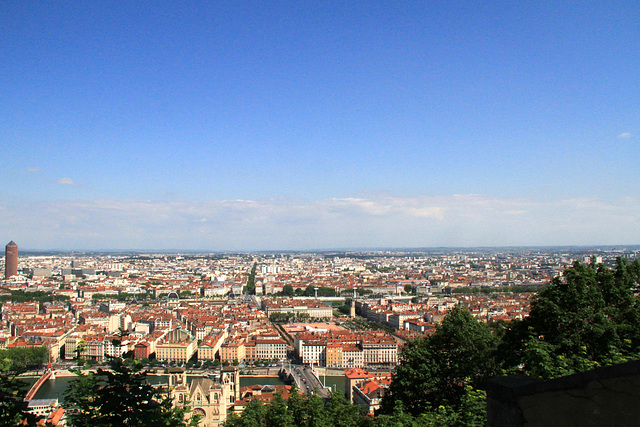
3;1;640;426
3;241;640;424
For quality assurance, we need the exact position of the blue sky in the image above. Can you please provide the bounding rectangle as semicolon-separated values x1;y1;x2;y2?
1;1;639;250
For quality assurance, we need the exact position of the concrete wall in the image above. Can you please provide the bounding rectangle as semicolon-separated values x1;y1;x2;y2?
487;360;640;426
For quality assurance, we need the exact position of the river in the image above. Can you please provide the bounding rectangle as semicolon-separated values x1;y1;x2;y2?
26;374;345;402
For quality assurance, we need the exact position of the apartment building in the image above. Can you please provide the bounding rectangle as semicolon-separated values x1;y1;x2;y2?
255;338;287;361
295;330;396;368
220;339;245;363
155;328;196;363
197;332;225;361
262;298;333;319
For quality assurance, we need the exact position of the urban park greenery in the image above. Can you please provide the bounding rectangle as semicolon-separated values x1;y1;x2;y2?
0;347;48;372
0;289;70;304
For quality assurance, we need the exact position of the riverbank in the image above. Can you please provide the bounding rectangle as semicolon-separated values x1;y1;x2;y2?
238;366;348;377
18;365;351;380
50;369;81;377
19;369;82;379
238;367;281;376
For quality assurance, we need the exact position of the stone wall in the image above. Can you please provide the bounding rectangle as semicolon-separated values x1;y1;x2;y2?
486;360;640;426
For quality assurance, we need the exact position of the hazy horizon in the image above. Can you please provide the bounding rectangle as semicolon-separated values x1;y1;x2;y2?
8;243;640;256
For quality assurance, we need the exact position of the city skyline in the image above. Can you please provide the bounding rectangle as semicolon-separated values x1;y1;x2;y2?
1;2;639;250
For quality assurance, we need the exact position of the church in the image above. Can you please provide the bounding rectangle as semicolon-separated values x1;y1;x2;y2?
168;366;240;427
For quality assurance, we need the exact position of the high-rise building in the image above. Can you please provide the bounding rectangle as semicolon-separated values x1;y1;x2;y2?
5;241;18;279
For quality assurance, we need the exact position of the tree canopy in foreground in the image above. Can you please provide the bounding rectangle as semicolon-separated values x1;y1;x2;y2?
63;358;198;427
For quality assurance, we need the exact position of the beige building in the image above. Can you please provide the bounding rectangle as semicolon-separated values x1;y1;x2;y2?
362;338;397;366
220;339;245;363
198;332;225;361
65;334;81;360
156;328;196;363
343;345;364;368
326;342;343;368
85;337;106;361
244;341;256;362
255;338;287;362
352;380;386;415
169;367;240;427
262;298;333;319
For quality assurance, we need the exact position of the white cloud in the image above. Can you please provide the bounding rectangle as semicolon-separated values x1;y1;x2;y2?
618;132;632;139
2;195;639;250
56;178;80;186
503;210;527;216
27;167;41;172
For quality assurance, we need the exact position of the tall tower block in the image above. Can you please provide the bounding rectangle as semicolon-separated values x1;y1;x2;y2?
5;241;18;279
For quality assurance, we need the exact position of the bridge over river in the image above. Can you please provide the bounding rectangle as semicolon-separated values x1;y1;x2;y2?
24;370;54;401
279;364;330;398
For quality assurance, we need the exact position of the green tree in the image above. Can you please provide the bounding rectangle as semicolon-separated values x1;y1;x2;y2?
226;388;369;427
111;327;129;351
303;285;315;297
246;263;258;295
0;371;40;426
235;398;266;426
74;340;87;361
325;391;367;427
372;401;421;427
15;347;46;369
282;284;294;296
265;392;294;426
0;290;70;304
64;358;198;426
223;412;241;427
304;391;331;427
381;305;498;416
0;347;48;372
286;385;307;426
374;388;486;427
500;259;640;378
270;312;294;323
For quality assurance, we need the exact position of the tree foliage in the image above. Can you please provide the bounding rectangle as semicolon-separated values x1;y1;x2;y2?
451;285;542;295
246;263;258;295
379;259;640;423
281;284;294;296
0;349;48;426
64;358;198;426
0;347;48;372
375;388;486;427
0;371;40;426
224;390;370;427
500;258;640;378
381;305;498;416
300;285;337;297
91;292;152;301
0;289;70;304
